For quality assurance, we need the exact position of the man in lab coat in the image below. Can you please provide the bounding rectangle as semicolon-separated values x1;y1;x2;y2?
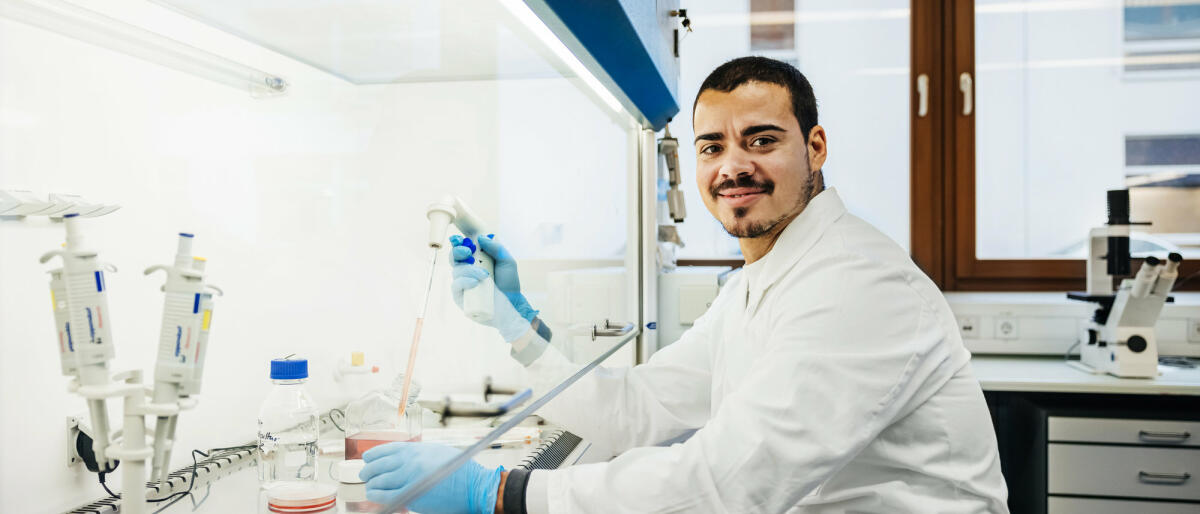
360;57;1010;513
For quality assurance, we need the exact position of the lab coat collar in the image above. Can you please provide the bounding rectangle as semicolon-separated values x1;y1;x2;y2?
742;187;847;316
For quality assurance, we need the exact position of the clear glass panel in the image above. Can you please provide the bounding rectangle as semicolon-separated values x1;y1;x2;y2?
0;1;640;510
673;0;911;258
975;0;1200;259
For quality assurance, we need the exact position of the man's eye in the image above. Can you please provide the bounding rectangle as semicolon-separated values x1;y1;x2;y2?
700;144;721;155
750;137;775;147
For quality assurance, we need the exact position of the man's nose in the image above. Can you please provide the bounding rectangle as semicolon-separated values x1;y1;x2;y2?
717;148;754;181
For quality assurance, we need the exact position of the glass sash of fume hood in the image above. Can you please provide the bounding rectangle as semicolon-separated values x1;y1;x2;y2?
379;328;639;513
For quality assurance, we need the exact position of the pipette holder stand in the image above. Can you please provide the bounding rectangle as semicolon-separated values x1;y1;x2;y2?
69;370;197;514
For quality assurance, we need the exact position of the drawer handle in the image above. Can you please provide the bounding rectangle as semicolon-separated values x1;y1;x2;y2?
1138;471;1192;485
1138;430;1192;442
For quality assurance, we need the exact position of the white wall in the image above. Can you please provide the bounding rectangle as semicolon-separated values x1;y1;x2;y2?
0;1;631;511
673;0;911;258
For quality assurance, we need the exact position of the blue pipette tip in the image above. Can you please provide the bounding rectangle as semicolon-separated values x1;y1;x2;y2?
179;233;194;238
63;213;79;218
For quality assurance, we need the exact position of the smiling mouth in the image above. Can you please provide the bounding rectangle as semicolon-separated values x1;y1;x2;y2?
716;187;768;200
710;176;775;201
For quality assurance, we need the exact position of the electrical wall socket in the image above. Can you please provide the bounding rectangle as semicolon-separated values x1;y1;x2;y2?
995;317;1019;340
66;417;82;468
1190;319;1200;344
958;316;980;339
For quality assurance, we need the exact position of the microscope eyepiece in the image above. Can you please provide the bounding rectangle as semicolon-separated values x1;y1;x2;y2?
1168;252;1182;263
1144;256;1160;266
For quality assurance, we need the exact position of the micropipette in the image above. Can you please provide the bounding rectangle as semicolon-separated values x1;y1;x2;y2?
402;197;495;418
39;214;118;470
145;234;222;480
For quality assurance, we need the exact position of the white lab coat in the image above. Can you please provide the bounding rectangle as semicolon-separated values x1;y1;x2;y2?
510;189;1009;513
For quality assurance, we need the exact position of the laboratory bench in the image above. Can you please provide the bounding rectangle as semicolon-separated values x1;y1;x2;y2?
974;355;1200;514
69;423;595;514
72;357;1200;513
88;435;547;513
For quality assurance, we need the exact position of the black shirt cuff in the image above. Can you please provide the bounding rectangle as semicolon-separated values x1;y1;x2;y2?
502;468;531;514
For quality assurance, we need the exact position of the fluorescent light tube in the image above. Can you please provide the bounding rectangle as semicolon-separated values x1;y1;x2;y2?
498;0;625;115
0;0;287;97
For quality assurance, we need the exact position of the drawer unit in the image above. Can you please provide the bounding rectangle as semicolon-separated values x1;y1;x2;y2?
1049;417;1199;447
1048;497;1200;514
1048;444;1199;501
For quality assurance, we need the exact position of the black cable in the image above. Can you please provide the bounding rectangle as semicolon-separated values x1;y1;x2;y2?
150;449;205;509
153;445;253;506
328;408;346;432
99;471;119;498
96;444;257;506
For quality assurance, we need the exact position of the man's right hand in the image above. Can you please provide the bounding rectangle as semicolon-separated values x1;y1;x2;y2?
449;234;538;342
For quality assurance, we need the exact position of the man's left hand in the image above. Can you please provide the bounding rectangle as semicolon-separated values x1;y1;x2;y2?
361;442;503;514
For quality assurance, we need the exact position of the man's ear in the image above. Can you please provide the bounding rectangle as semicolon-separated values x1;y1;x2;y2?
807;125;827;173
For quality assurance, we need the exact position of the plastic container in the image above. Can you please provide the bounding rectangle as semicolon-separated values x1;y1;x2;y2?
259;358;320;489
343;374;422;460
335;459;379;513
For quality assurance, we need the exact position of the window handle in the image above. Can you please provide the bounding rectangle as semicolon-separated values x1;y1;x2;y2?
959;72;973;116
1138;471;1191;485
916;74;929;118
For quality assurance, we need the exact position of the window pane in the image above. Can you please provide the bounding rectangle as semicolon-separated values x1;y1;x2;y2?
975;0;1200;260
676;0;911;257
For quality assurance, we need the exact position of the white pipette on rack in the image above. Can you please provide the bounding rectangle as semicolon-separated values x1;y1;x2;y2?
39;214;118;471
406;197;495;417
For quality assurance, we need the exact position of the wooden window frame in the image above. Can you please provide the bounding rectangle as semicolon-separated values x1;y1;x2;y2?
911;0;1200;291
682;1;1199;291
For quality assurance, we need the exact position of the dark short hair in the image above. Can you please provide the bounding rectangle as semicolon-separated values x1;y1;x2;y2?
693;56;818;141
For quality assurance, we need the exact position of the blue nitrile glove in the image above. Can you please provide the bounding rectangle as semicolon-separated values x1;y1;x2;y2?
360;442;502;514
450;234;539;342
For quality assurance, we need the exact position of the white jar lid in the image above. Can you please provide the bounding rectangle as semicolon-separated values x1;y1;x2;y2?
338;459;366;484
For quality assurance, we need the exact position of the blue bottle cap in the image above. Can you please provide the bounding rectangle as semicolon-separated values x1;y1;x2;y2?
270;358;308;380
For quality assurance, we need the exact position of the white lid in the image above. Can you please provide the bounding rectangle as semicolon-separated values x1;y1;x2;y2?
338;459;366;484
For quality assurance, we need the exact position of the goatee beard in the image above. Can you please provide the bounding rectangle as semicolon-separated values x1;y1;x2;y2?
721;172;816;239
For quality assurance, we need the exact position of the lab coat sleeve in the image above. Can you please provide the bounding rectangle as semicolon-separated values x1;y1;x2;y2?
537;254;964;513
509;294;726;453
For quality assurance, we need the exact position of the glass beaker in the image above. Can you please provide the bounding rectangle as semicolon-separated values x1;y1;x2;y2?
343;374;422;460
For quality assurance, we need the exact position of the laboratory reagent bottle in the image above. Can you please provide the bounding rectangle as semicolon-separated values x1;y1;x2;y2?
258;358;320;489
344;374;423;460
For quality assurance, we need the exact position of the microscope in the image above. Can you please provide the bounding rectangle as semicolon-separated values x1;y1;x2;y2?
1067;189;1183;378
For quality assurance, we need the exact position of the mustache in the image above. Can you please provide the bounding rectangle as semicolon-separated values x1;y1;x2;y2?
710;175;775;198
